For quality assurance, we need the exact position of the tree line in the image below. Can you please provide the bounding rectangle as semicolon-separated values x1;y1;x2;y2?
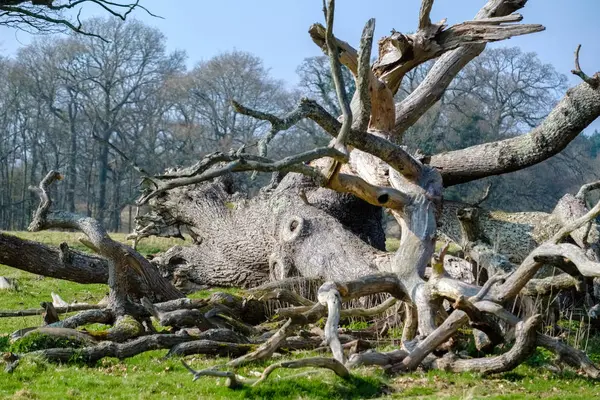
1;17;599;232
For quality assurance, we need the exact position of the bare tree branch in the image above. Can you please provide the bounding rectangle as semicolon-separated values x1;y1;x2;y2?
394;0;534;136
431;314;540;374
355;18;375;131
137;147;346;204
576;180;600;201
253;357;349;386
0;0;155;38
323;0;352;152
429;79;600;186
571;44;599;88
233;98;423;180
418;0;434;30
28;171;183;307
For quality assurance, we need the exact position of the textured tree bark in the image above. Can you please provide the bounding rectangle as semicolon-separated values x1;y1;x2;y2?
0;232;108;284
438;197;595;265
148;187;597;293
6;0;600;382
149;174;391;292
429;81;600;186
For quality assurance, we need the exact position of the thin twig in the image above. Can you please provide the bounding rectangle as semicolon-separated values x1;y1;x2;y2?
571;45;599;88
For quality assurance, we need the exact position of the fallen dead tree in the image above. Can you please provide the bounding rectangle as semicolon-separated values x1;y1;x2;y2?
3;0;600;390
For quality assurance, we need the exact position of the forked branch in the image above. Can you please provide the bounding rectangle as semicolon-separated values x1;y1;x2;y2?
28;171;183;306
137;147;345;204
571;44;599;88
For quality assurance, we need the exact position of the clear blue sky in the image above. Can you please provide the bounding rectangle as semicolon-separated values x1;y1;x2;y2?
2;1;599;86
1;0;599;125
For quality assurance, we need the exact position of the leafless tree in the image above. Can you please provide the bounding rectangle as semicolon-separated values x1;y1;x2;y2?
0;0;152;37
64;18;185;229
185;51;290;153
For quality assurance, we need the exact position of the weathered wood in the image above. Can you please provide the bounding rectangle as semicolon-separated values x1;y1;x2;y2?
431;315;540;374
30;334;196;364
537;334;600;378
430;80;600;186
142;297;212;330
322;0;352;160
522;274;581;296
8;0;596;382
477;303;600;379
253;357;349;386
0;303;104;318
41;302;60;325
394;0;533;136
150;177;392;290
346;349;408;369
453;295;503;351
227;317;296;368
58;309;115;329
181;361;249;388
0;232;109;284
394;310;469;372
29;171;183;314
318;282;345;363
166;340;253;358
354;18;375;131
20;327;97;346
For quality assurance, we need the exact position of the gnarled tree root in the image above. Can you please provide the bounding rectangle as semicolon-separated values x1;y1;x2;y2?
25;333;254;365
29;334;195;364
429;314;540;374
537;334;600;379
182;357;349;389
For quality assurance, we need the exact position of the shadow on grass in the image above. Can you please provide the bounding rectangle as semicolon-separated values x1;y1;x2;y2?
499;372;526;382
237;375;384;400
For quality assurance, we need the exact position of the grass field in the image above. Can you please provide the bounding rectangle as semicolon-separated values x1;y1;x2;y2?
1;231;600;399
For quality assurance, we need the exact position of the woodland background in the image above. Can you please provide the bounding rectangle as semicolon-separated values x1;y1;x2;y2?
2;17;598;233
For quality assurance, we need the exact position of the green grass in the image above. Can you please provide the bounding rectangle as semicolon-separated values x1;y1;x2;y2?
7;230;186;257
0;350;386;400
1;232;600;399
